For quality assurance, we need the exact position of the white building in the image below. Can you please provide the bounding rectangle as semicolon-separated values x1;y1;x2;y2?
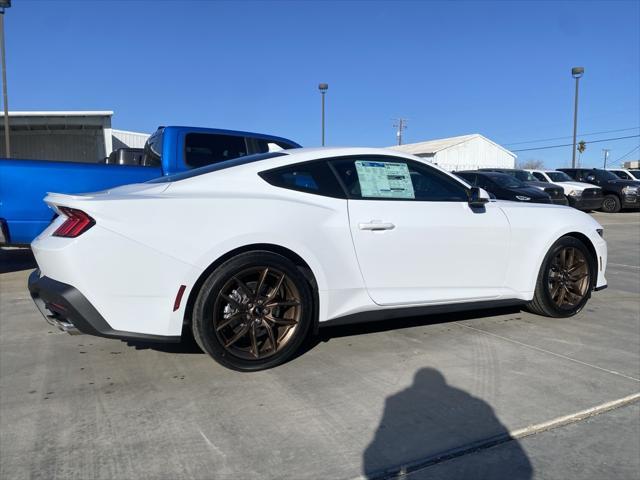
390;133;516;172
0;111;150;162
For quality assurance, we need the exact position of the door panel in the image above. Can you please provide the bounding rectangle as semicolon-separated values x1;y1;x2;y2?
348;200;511;305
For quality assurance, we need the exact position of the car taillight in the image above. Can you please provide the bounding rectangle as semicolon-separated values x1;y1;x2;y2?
52;207;95;238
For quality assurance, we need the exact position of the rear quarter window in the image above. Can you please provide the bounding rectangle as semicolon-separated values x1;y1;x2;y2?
259;161;346;199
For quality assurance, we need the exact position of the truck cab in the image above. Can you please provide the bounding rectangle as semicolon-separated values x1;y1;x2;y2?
0;126;300;245
558;168;640;213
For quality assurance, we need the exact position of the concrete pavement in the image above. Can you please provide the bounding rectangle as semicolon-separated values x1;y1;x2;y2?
1;212;638;479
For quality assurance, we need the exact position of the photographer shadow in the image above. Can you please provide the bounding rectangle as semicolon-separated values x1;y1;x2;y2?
363;368;533;479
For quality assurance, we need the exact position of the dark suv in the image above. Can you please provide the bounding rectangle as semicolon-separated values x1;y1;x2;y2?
479;168;568;205
558;168;640;213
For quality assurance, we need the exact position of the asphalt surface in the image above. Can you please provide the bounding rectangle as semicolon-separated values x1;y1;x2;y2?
1;211;638;480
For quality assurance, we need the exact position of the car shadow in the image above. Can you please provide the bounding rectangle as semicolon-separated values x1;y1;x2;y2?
362;367;533;479
123;327;204;354
125;305;524;358
0;247;37;274
297;305;523;359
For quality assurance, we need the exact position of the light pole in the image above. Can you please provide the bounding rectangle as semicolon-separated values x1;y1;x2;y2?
0;0;10;158
318;83;328;146
571;66;584;168
602;149;610;169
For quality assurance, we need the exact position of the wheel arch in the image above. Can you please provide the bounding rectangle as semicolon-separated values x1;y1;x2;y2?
565;232;600;289
531;231;599;293
182;243;320;333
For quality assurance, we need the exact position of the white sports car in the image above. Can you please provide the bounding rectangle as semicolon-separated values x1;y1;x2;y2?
29;148;608;371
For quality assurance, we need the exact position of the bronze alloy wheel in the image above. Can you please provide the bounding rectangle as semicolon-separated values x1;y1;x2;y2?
212;267;302;360
546;246;591;309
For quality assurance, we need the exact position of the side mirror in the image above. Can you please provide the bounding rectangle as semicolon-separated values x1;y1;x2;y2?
468;187;490;207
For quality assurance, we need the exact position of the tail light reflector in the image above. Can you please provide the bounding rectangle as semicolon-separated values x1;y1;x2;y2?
53;207;95;238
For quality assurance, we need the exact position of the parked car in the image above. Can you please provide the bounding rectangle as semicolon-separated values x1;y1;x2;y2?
608;168;640;181
29;147;607;371
478;168;568;205
0;126;300;245
526;169;603;211
455;171;552;204
558;168;640;213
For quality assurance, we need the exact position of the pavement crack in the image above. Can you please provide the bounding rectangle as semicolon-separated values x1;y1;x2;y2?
455;322;640;383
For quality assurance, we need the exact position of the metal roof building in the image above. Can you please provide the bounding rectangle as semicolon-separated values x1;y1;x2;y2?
0;111;149;162
390;133;516;171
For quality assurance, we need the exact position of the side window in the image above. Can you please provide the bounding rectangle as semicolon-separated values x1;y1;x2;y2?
184;133;247;168
532;172;547;182
259;161;345;198
332;157;468;201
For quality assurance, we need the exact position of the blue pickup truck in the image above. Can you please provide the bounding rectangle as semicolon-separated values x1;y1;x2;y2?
0;126;300;245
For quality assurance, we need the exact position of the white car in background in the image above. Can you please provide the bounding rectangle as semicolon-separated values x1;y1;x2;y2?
608;168;640;181
527;169;604;211
29;148;608;371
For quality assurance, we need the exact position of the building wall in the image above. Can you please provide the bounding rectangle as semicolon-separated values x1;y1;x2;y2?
0;129;105;163
429;137;515;171
112;129;150;150
0;127;150;163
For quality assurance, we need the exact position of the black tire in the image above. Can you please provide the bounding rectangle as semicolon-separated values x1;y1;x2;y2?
601;194;621;213
192;251;313;371
526;236;595;318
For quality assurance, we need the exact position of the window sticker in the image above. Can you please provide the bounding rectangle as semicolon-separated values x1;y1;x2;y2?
355;161;415;199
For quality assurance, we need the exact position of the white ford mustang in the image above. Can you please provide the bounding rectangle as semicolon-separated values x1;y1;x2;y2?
29;147;608;371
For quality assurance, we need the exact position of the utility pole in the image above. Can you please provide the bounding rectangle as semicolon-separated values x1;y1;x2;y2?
0;1;11;158
393;118;407;146
602;149;610;169
570;67;584;168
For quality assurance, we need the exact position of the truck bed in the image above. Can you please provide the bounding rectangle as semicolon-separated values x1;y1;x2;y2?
0;159;162;245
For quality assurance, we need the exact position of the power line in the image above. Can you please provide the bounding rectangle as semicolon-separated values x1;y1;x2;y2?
610;145;640;166
504;127;640;146
511;134;640;152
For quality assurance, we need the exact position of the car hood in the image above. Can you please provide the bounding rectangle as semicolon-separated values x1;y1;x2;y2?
524;180;561;191
504;186;549;198
607;179;640;187
557;181;599;190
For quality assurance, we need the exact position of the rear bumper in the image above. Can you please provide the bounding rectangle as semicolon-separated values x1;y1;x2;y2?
568;196;604;211
28;270;180;343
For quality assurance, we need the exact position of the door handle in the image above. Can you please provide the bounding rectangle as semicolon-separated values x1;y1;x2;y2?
358;221;395;231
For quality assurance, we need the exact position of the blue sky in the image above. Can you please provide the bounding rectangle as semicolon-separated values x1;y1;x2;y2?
4;0;639;168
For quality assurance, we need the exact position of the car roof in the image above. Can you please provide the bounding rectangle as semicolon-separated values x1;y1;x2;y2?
458;170;513;178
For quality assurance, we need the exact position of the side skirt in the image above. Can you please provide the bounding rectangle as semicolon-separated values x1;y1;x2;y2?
321;299;527;328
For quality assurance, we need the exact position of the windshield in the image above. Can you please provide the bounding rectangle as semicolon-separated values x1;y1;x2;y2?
512;170;537;182
630;170;640;179
147;152;287;183
488;173;525;188
547;171;572;182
